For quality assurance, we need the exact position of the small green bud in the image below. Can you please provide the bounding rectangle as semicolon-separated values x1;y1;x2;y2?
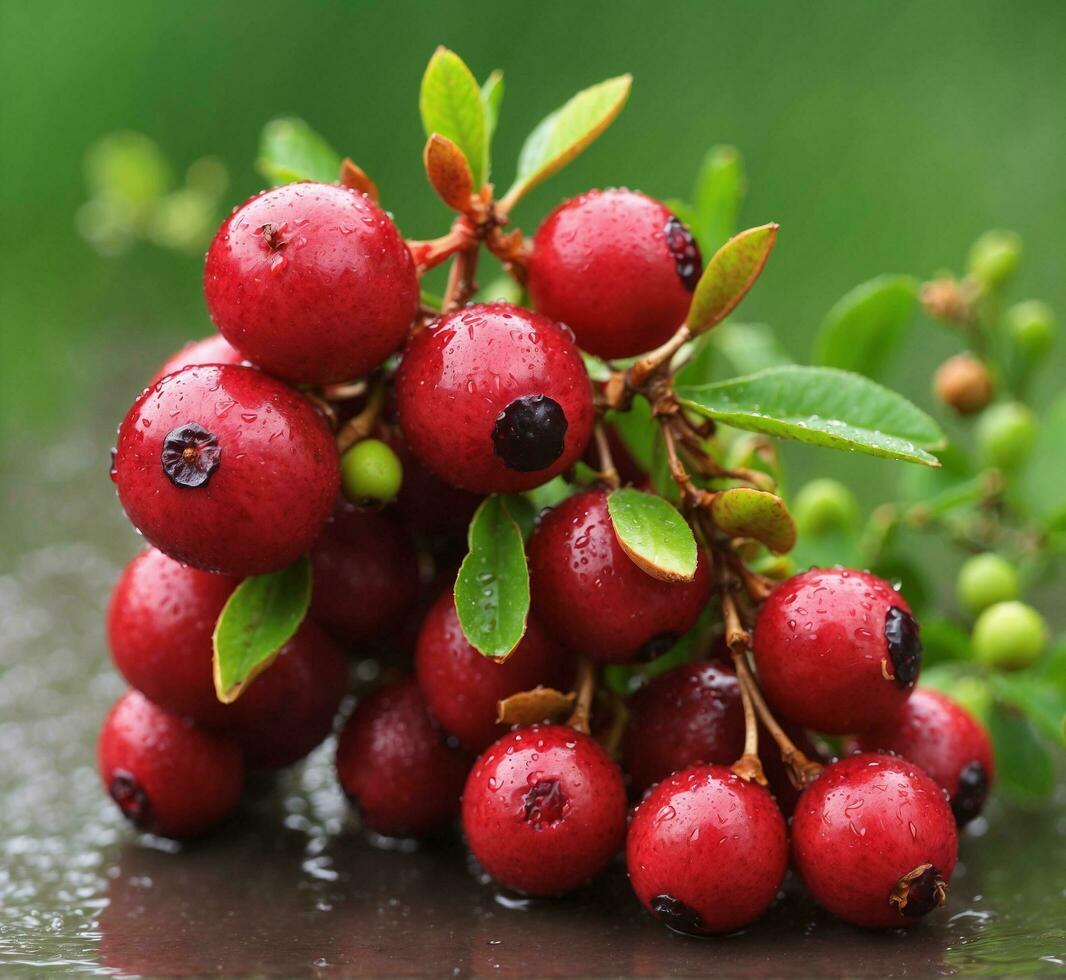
956;553;1019;615
792;478;860;535
967;229;1022;289
976;401;1036;471
85;132;171;212
972;600;1047;670
1006;300;1056;363
340;438;403;504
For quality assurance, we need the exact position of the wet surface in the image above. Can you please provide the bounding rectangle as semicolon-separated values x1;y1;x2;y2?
2;432;1065;978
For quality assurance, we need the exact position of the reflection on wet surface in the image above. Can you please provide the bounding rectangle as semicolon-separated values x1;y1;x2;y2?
1;433;1065;977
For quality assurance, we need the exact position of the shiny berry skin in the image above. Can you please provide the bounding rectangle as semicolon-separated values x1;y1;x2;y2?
528;489;712;664
622;660;814;815
203;182;419;384
114;364;339;576
462;725;627;896
528;189;701;359
627;765;788;935
855;689;995;826
219;619;348;769
309;500;420;645
389;433;482;538
791;754;958;929
752;568;922;734
336;679;471;838
415;591;573;752
98;690;244;839
151;333;245;384
395;303;595;493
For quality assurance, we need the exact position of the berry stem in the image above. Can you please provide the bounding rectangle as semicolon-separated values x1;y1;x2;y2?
628;324;691;388
730;650;767;786
441;243;481;313
408;219;477;275
593;424;621;488
566;658;596;735
335;379;384;453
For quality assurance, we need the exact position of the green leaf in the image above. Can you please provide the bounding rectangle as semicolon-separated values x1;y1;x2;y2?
813;275;919;380
504;75;631;205
212;557;311;703
1021;392;1066;527
711;488;796;554
676;366;946;467
419;47;486;189
693;145;745;254
608;395;657;474
455;496;529;658
522;475;574;515
677;322;793;388
607;487;697;582
986;703;1055;803
480;70;504;178
686;224;779;335
257;118;341;185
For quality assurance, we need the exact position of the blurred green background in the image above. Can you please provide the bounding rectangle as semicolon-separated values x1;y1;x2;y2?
3;0;1064;488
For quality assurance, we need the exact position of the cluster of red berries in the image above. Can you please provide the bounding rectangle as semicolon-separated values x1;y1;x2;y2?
101;178;994;935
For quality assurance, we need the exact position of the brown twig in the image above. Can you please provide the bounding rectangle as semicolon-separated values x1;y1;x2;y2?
730;650;767;785
628;325;691;388
566;658;596;735
593;424;620;488
335;379;384;453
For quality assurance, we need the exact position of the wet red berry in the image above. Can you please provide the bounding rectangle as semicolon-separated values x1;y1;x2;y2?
98;690;244;838
855;688;995;826
462;725;627;896
151;334;245;384
395;303;595;493
752;568;922;734
389;433;482;539
627;764;788;935
309;500;420;645
114;364;339;576
528;489;712;664
621;660;814;814
528;189;701;358
336;679;471;838
415;591;573;752
219;619;348;769
204;182;419;384
791;754;958;929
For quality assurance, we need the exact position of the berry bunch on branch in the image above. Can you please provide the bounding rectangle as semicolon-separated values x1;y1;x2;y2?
96;47;1064;936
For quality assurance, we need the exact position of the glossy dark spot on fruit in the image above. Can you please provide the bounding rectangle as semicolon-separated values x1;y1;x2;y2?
523;778;567;830
109;770;150;828
884;605;922;689
894;865;948;919
492;395;568;472
161;422;221;489
651;894;707;935
951;760;989;827
664;216;702;291
635;632;680;663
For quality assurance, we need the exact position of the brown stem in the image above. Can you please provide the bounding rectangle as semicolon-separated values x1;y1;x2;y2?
730;650;767;785
566;658;595;735
321;379;367;402
658;418;703;509
628;325;691;388
727;552;777;603
441;244;480;313
335;380;384;453
597;692;629;760
593;424;620;488
407;220;477;275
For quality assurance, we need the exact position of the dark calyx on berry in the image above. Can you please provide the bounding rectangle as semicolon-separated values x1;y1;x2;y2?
664;216;702;291
951;761;990;826
161;422;221;488
109;770;150;827
884;605;922;689
889;864;948;919
524;778;567;829
651;894;707;936
492;394;568;472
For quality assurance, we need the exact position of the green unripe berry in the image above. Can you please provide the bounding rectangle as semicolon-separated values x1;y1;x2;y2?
972;600;1047;670
967;229;1022;289
1006;300;1056;363
792;478;860;535
976;402;1036;471
340;438;403;504
957;553;1019;615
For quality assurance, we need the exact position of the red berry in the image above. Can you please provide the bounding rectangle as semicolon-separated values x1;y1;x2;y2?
395;303;595;493
98;690;244;838
336;679;471;838
204;182;418;384
627;765;788;935
151;334;245;384
462;725;626;896
219;619;348;769
309;500;419;645
528;489;711;664
114;364;339;576
791;754;958;929
415;591;573;752
528;189;701;358
389;433;482;538
752;568;922;734
854;688;995;826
